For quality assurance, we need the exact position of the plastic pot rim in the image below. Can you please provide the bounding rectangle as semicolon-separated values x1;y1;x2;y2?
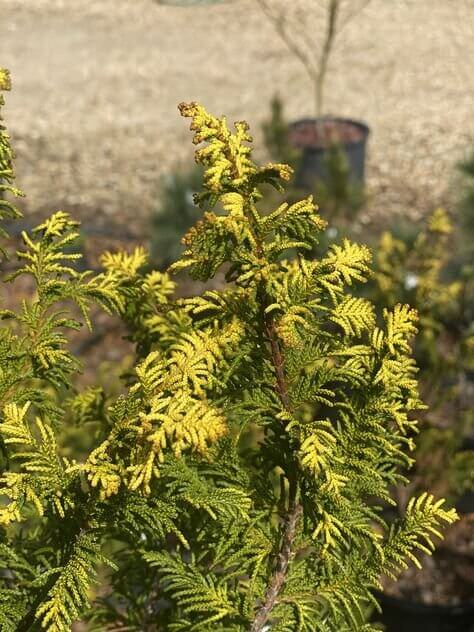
289;116;370;150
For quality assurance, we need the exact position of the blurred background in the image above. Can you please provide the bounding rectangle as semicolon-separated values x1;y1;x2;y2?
1;1;474;629
1;0;473;230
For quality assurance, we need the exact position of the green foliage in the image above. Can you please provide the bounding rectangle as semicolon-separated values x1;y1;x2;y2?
456;147;474;263
0;72;458;631
368;207;474;505
454;148;474;329
262;95;300;172
313;142;365;225
370;208;462;373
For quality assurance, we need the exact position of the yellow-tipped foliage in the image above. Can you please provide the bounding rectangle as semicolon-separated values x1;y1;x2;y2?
0;73;457;632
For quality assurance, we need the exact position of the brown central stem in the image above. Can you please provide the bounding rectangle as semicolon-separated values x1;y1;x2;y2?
249;313;302;632
265;319;291;412
250;502;302;632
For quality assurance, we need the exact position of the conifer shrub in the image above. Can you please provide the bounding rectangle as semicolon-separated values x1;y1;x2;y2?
149;165;204;269
262;95;300;173
0;69;458;631
455;148;474;267
368;208;474;506
370;208;463;377
454;148;474;333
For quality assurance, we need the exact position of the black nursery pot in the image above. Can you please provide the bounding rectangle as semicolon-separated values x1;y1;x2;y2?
374;591;474;632
288;117;370;191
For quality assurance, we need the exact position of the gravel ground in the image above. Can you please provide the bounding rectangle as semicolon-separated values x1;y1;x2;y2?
1;0;474;234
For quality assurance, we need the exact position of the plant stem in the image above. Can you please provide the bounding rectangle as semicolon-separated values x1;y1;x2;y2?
250;501;302;632
249;312;302;632
256;0;317;104
315;0;339;117
265;318;291;412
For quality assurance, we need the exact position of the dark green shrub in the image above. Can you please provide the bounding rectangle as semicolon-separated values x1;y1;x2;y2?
149;165;204;269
